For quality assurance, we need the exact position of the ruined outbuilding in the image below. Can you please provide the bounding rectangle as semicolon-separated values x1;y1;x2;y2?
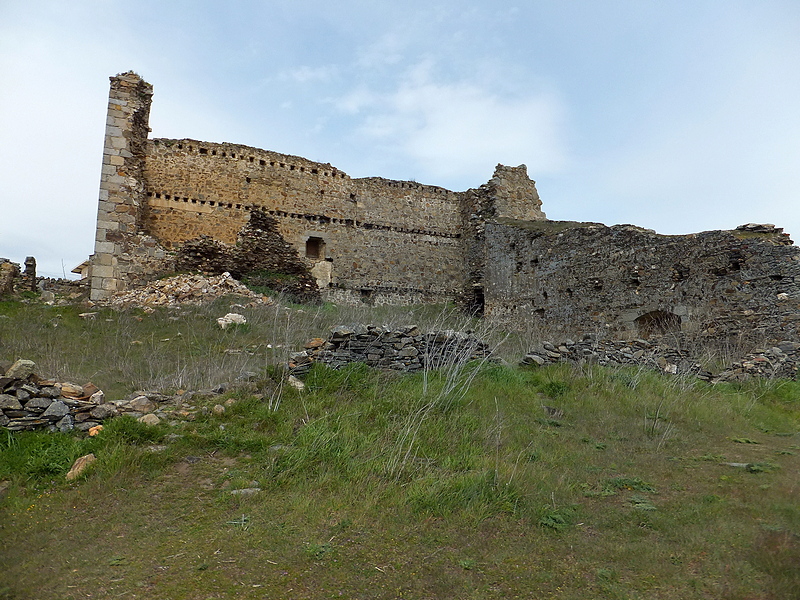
89;72;800;345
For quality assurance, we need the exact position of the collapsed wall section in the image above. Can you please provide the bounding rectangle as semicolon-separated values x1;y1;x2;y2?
484;219;800;343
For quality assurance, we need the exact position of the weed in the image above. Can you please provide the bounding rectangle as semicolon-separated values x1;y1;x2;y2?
541;380;569;398
629;495;657;511
603;476;657;494
305;541;333;560
746;463;779;473
539;505;576;531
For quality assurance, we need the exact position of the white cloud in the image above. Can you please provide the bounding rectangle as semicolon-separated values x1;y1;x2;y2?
339;64;567;185
280;65;338;84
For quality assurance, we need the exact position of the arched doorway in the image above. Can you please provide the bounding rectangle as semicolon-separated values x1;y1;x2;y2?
634;310;681;336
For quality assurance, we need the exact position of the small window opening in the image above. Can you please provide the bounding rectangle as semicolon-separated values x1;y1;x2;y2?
305;237;325;259
469;286;485;317
199;148;208;154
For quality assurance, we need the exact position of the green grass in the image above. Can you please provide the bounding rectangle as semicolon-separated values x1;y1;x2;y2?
0;300;799;598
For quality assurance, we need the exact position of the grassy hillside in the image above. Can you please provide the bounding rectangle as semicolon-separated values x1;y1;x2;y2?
0;299;798;599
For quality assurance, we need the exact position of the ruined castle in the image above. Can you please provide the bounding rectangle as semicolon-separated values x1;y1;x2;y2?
90;72;800;343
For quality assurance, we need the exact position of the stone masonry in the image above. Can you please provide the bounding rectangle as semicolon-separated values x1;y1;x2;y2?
89;72;545;306
88;72;799;347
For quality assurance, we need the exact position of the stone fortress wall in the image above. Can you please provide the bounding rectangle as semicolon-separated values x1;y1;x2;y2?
90;72;545;306
89;72;799;346
142;138;468;303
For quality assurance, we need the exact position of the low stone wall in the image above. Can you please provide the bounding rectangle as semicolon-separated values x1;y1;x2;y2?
521;336;799;381
0;360;111;432
521;337;703;375
289;325;494;374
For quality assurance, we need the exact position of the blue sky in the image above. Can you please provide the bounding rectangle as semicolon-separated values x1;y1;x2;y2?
1;1;799;278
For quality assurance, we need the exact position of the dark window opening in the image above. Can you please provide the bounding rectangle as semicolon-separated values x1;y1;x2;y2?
245;177;251;184
635;310;681;337
259;159;266;166
199;148;208;154
306;237;325;259
468;286;485;316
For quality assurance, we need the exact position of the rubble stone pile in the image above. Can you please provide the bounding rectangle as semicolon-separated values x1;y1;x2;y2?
290;325;494;375
0;359;246;433
107;272;270;308
0;359;110;432
521;337;703;376
520;336;799;381
715;341;800;381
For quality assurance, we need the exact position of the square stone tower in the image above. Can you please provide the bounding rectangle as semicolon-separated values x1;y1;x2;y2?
90;72;153;301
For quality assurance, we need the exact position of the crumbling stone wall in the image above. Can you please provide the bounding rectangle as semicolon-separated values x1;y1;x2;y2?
176;210;319;302
484;219;800;344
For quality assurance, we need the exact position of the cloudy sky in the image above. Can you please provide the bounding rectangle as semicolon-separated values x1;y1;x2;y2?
1;1;799;278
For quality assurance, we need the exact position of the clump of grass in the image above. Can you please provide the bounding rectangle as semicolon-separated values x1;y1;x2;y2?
750;528;800;599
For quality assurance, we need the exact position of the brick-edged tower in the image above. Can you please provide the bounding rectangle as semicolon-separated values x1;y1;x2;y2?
90;72;153;301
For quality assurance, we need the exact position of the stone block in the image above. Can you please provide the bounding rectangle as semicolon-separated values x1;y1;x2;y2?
92;252;115;266
92;265;115;279
101;278;119;291
97;220;119;231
